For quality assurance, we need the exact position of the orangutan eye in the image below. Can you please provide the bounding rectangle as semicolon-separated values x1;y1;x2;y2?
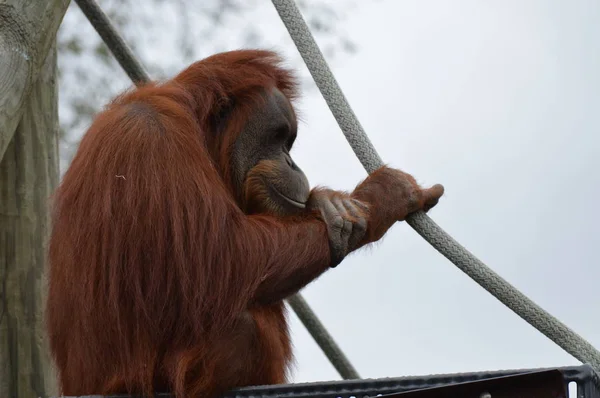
273;125;289;142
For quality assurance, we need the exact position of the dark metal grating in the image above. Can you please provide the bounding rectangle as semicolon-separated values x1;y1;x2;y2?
56;364;600;397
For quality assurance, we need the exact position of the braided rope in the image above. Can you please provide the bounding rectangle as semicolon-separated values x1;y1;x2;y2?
74;0;150;83
271;0;600;372
287;295;360;379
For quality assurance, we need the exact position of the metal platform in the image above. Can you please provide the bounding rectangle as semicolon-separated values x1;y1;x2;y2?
58;364;599;397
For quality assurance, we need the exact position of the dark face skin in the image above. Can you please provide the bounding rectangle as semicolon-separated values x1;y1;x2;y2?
230;87;310;216
228;86;445;267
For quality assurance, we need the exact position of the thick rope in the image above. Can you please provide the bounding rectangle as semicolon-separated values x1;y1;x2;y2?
287;294;360;379
74;0;150;83
271;0;600;372
73;0;360;381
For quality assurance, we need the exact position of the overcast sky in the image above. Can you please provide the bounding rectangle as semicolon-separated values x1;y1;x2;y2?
62;0;600;387
265;0;600;383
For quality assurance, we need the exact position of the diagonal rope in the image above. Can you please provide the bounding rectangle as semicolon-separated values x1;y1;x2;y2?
287;294;359;379
271;0;600;372
74;0;150;83
73;0;360;381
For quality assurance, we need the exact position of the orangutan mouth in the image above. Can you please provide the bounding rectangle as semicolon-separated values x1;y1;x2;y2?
271;185;307;209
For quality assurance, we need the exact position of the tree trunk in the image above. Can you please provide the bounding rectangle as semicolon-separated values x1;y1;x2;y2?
0;42;60;398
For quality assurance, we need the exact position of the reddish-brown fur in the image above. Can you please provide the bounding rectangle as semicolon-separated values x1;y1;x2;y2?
46;50;332;397
46;49;439;398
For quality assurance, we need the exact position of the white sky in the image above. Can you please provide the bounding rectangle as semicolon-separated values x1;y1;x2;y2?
270;0;600;383
61;0;600;387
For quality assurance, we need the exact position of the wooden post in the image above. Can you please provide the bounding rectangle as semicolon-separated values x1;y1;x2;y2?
0;0;70;159
0;41;60;398
0;1;69;396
